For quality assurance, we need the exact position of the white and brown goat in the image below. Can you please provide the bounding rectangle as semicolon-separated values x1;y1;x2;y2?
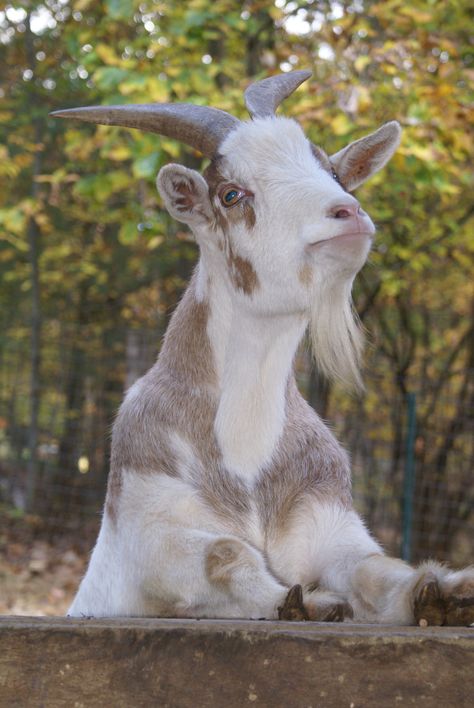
53;71;474;625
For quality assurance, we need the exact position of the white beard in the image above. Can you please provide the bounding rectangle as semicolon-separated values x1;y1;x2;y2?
309;275;365;392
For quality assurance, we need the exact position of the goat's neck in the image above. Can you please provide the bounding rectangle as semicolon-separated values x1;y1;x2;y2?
199;259;307;482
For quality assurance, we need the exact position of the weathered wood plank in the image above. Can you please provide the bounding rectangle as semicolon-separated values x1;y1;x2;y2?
0;617;473;707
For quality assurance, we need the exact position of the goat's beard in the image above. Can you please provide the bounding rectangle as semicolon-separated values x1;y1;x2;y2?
309;276;365;392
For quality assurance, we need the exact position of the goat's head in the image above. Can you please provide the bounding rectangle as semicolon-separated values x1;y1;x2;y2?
52;71;401;389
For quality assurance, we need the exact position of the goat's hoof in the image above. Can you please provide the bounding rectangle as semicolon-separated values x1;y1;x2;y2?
414;573;445;626
444;575;474;626
445;595;474;626
321;601;354;623
302;587;353;622
278;584;309;621
321;603;345;622
309;599;353;623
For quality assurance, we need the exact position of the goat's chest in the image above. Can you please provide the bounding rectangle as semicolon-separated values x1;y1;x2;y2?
194;420;352;542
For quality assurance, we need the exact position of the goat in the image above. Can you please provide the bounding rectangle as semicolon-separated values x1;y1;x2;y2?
52;71;474;625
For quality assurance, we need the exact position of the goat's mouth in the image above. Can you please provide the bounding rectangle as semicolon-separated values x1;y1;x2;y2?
308;231;374;248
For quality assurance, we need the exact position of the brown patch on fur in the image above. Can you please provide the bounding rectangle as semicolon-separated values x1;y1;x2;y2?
203;158;256;232
203;158;229;233
203;158;259;295
105;269;218;521
298;263;313;287
244;202;256;230
105;468;122;524
228;250;259;295
106;269;253;529
205;538;246;590
225;195;256;231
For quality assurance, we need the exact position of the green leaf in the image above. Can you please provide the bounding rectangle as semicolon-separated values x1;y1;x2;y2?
106;0;134;21
118;221;138;245
133;153;160;179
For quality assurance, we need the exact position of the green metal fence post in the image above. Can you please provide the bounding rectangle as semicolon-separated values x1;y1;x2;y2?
401;392;417;562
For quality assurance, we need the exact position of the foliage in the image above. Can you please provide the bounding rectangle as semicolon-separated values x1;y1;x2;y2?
0;0;472;560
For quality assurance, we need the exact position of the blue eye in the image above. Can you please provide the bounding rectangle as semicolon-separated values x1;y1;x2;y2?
220;185;243;207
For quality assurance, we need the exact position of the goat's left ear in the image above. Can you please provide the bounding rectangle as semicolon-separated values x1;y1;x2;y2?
157;164;213;226
330;121;402;191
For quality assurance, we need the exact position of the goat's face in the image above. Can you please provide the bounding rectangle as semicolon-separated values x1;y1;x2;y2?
158;116;399;320
158;116;400;389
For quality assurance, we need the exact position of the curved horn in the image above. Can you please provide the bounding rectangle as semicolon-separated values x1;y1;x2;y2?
244;70;312;119
50;103;240;158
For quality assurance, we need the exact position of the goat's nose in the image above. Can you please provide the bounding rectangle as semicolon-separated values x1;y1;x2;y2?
328;202;361;219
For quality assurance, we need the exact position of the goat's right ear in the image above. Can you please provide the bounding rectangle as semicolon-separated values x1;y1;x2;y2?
157;164;212;226
330;121;402;191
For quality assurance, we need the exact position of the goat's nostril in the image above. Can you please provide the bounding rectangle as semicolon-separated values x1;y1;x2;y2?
329;202;361;219
334;208;351;219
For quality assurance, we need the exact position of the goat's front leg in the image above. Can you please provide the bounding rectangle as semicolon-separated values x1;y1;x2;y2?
274;503;474;626
136;525;352;621
299;504;474;626
349;555;474;626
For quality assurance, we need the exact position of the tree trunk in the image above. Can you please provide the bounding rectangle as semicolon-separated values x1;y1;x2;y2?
25;17;43;512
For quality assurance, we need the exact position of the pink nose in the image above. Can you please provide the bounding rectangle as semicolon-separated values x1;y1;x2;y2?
328;202;361;219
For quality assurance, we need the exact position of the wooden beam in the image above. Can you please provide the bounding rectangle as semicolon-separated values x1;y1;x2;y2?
1;617;473;707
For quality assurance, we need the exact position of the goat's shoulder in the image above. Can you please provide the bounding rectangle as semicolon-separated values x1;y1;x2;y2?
254;377;352;531
284;376;349;464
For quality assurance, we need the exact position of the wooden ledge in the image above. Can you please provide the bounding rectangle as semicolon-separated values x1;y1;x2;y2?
1;617;473;707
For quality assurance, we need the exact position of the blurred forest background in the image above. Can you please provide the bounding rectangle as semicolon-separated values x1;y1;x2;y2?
0;0;473;614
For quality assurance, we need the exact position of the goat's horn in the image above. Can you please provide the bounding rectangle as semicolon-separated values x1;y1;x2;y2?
244;70;312;119
50;103;240;158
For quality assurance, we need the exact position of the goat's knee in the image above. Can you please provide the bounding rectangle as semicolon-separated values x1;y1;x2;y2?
205;537;286;618
205;538;259;590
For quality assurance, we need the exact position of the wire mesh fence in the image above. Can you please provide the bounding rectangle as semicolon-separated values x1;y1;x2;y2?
1;313;473;566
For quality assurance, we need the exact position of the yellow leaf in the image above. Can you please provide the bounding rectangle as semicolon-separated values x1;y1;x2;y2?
331;115;352;136
147;236;164;250
355;56;370;73
399;145;434;160
96;43;120;66
104;145;131;161
436;84;454;98
147;80;170;102
399;7;433;23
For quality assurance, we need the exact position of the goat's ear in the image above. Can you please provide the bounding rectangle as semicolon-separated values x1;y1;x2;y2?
330;121;401;191
157;164;212;226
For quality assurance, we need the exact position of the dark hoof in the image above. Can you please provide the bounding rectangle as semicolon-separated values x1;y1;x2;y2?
414;573;445;626
445;595;474;626
278;585;309;621
321;601;354;623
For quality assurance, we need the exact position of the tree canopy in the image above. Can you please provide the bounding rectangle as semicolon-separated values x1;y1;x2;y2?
0;0;473;561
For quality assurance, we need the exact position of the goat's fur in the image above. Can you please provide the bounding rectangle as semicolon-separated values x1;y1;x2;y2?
67;90;474;626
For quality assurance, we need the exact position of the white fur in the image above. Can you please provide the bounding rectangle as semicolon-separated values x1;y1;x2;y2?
213;300;307;480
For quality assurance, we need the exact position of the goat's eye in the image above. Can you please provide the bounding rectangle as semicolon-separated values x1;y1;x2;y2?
220;185;243;207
